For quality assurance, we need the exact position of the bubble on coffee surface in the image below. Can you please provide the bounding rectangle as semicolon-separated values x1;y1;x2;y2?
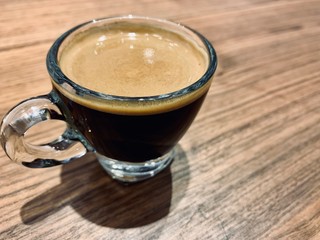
59;23;208;98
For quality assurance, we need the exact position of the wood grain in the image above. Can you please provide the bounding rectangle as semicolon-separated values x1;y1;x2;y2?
0;0;320;239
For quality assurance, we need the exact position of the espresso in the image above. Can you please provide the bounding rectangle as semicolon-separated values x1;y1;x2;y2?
54;89;208;162
59;23;207;97
53;21;212;162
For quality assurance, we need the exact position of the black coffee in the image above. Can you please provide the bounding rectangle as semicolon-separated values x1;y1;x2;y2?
54;89;207;162
53;22;211;162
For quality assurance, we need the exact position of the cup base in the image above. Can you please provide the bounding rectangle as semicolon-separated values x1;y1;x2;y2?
96;149;174;182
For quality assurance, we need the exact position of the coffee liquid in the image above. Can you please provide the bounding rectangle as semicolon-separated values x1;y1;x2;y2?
55;22;211;162
55;90;207;162
59;23;207;97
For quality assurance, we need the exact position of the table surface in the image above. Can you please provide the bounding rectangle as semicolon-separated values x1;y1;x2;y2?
1;0;320;239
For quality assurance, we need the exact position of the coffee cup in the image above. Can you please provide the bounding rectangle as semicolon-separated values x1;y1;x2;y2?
0;16;217;182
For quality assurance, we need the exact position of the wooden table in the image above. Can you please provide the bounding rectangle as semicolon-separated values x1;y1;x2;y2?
1;1;319;239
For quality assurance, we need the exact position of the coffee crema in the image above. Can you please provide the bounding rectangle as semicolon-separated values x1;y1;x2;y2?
59;23;208;97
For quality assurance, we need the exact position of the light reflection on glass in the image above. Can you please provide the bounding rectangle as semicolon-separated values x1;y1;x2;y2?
98;35;107;42
128;32;137;40
152;34;162;40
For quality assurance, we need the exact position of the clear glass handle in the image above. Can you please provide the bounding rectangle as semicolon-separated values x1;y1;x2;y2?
0;95;88;168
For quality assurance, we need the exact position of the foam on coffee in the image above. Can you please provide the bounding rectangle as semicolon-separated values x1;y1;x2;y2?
55;22;212;115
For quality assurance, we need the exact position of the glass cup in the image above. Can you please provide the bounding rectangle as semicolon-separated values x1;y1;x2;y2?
0;16;217;182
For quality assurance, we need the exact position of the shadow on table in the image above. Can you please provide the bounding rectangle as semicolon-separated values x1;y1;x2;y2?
20;145;190;228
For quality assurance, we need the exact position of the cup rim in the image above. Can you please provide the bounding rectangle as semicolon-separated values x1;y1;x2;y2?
46;15;217;102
